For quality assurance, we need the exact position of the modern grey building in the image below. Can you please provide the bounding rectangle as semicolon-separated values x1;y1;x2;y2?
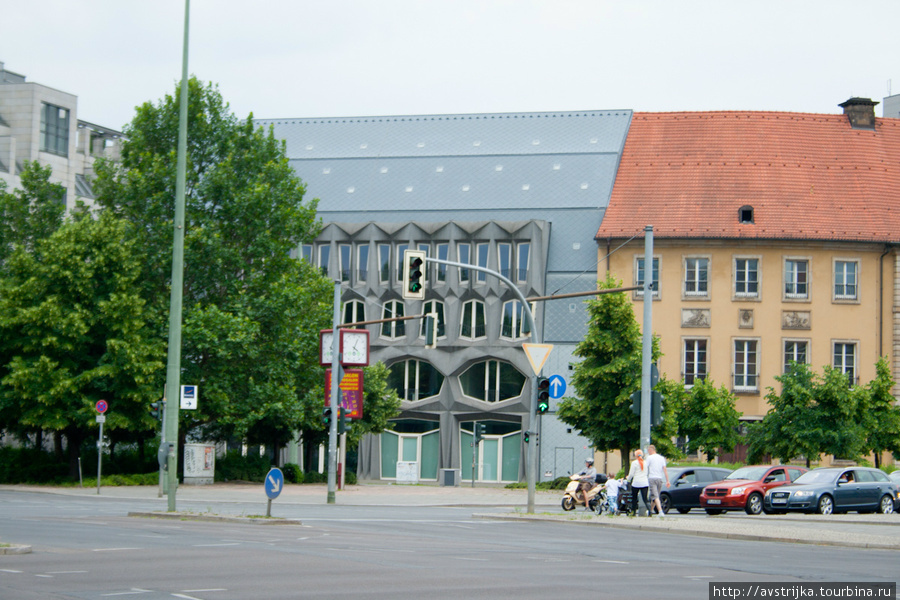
259;110;632;483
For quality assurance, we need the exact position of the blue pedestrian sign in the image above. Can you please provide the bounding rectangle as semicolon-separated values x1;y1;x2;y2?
548;375;566;399
265;467;284;500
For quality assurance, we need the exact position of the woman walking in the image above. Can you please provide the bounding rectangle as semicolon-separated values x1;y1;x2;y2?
626;449;653;516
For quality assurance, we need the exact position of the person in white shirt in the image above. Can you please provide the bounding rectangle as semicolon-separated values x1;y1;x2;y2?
626;449;652;516
604;474;621;514
646;444;670;516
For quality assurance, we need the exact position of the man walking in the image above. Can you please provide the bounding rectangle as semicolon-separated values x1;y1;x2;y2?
646;444;669;516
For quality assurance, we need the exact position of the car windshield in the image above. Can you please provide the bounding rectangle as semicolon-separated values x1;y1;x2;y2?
793;470;838;485
726;466;768;481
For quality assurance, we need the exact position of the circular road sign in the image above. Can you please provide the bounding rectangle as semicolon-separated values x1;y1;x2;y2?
96;400;108;414
265;467;284;500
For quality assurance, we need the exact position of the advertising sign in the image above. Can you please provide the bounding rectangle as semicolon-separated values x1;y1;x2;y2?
324;368;364;419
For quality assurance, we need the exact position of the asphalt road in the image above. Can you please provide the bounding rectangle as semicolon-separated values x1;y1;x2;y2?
1;489;898;600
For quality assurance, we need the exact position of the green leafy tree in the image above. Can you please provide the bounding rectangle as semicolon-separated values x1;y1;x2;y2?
92;78;328;448
556;275;660;464
675;378;741;462
0;162;66;265
0;212;163;476
815;366;866;461
859;357;900;467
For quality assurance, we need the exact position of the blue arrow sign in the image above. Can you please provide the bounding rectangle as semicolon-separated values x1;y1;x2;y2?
265;467;284;500
548;375;566;399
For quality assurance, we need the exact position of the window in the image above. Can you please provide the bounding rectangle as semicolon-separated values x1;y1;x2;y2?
635;257;660;298
318;245;330;277
739;205;754;224
784;259;809;299
834;260;858;300
387;359;444;401
343;300;365;326
500;300;529;340
378;244;390;283
517;242;530;282
735;258;759;297
476;243;489;282
833;342;857;385
460;360;526;402
733;339;758;391
300;245;313;262
357;245;369;283
41;103;69;156
396;243;409;282
498;243;512;279
457;243;471;282
460;300;486;340
420;300;446;339
381;301;405;339
684;257;709;296
436;243;449;282
683;339;707;386
783;340;808;372
339;244;351;282
418;243;430;282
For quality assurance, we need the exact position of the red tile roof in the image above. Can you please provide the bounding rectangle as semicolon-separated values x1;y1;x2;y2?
596;111;900;243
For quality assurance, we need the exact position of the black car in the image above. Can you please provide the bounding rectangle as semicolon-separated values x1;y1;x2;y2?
657;466;732;514
763;467;899;515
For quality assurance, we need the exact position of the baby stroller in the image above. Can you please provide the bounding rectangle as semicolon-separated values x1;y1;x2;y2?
617;481;635;515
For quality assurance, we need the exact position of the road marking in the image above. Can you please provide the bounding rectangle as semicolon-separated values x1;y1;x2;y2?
36;574;54;578
594;559;629;564
47;571;88;574
171;595;204;600
448;556;488;561
0;569;23;573
192;543;240;547
101;589;153;597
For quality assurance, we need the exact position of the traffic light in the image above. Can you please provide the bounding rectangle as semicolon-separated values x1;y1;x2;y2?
402;250;426;300
338;407;348;434
536;378;550;414
474;422;486;444
150;399;165;420
322;407;332;427
651;391;663;427
424;312;438;349
523;430;530;443
629;391;641;416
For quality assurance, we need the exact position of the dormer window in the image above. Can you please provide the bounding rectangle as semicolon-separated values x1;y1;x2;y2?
739;205;754;224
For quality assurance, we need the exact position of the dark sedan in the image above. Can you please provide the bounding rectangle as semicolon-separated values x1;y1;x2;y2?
763;467;899;515
657;466;732;514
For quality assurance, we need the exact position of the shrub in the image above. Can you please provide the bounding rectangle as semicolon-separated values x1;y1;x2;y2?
282;463;303;484
214;450;271;482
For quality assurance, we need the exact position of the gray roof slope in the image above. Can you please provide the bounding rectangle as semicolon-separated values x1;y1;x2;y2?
257;110;632;214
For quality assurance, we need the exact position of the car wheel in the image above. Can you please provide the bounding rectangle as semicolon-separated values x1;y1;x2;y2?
562;496;576;511
745;492;764;515
817;494;834;515
705;509;724;516
879;495;895;515
659;493;671;514
676;507;691;514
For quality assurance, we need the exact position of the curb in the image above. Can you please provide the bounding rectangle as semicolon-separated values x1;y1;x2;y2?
472;513;900;551
0;545;32;555
127;511;302;525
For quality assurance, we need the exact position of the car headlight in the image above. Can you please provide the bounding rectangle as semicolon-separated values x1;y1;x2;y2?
730;487;746;496
793;490;814;498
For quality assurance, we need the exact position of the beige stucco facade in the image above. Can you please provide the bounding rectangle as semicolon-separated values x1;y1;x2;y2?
602;237;899;421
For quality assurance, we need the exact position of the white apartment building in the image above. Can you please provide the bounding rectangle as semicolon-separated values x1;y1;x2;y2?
0;61;122;209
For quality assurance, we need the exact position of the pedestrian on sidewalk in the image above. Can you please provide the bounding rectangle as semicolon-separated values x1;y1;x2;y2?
646;444;670;516
626;449;652;516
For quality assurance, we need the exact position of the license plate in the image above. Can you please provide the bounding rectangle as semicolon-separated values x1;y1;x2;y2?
771;498;786;504
706;499;721;505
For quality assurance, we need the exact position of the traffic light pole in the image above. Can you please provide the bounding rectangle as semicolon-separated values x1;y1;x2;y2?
640;226;654;453
327;280;341;504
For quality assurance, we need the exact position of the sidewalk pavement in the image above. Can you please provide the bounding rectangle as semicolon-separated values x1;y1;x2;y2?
2;482;899;551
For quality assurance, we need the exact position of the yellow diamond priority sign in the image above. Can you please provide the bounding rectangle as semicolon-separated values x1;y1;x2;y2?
522;343;554;376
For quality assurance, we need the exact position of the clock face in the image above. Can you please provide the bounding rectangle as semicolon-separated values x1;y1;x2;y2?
319;331;335;365
341;330;369;366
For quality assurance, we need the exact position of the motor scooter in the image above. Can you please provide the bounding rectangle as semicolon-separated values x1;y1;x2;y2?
561;473;607;511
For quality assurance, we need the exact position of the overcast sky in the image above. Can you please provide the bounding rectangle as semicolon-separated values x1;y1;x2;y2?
3;1;899;131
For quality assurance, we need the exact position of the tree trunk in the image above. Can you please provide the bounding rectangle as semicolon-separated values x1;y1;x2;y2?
65;428;85;480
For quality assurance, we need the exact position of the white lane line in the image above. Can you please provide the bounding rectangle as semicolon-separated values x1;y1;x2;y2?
101;589;153;597
594;559;629;564
192;543;240;547
171;594;204;600
0;569;23;573
448;556;488;561
93;547;143;552
36;574;54;578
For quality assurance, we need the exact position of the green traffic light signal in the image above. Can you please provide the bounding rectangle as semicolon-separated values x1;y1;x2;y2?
536;378;550;414
322;407;332;427
402;250;426;300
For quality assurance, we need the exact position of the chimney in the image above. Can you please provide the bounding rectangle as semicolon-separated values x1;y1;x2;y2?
838;97;879;129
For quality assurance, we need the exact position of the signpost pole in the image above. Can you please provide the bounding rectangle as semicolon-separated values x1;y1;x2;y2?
96;419;103;495
640;226;654;453
327;281;341;504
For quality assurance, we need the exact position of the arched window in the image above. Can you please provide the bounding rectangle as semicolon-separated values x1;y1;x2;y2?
460;360;526;402
460;300;486;340
381;301;405;339
342;300;365;326
420;300;446;339
387;359;444;401
500;300;529;340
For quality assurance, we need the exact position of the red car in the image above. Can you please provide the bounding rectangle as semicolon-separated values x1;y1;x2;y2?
700;465;808;515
